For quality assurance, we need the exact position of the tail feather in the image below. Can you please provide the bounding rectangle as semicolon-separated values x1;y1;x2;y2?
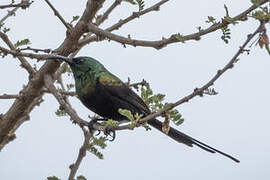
148;119;240;163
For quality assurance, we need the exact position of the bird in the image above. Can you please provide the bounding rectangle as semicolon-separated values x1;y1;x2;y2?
44;54;240;163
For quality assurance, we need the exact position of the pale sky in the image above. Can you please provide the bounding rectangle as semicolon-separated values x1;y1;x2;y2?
0;0;270;179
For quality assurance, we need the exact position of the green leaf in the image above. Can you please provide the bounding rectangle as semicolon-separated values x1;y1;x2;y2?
70;15;80;24
87;145;104;159
251;9;270;21
221;25;231;44
3;27;10;33
250;0;260;6
174;33;185;43
205;16;216;24
47;176;61;180
135;0;145;11
118;109;143;129
14;39;31;48
55;107;67;116
77;175;87;180
105;119;119;128
118;108;134;121
124;0;145;11
169;109;184;126
224;4;229;17
92;136;107;149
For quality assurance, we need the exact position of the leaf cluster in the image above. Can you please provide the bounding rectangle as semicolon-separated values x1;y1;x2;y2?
55;106;67;116
140;83;184;126
125;0;145;11
251;6;270;21
221;25;231;44
87;136;107;159
118;108;143;129
14;38;31;48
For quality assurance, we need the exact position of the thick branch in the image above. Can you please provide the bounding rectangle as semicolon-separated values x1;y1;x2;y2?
0;95;44;150
0;0;105;150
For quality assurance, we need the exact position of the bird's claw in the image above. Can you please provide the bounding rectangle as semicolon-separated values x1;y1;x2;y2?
88;118;115;140
88;118;97;135
104;125;116;142
88;118;105;136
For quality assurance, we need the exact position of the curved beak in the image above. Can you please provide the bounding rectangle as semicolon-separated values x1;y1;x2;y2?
43;54;73;65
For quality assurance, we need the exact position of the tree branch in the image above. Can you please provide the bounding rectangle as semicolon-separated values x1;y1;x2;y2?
0;94;20;99
18;46;52;53
0;94;44;150
44;0;71;30
86;0;269;49
0;45;46;60
95;0;122;25
0;32;37;75
0;0;105;150
0;7;19;26
44;89;77;97
68;131;91;180
79;0;169;46
116;20;265;130
44;74;88;127
0;0;33;9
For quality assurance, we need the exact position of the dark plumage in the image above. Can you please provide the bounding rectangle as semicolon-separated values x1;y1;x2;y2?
45;55;240;163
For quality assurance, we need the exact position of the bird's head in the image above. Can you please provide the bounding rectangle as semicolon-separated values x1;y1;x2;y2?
43;55;105;78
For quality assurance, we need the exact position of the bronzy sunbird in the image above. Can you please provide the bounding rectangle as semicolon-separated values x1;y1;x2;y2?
45;55;240;163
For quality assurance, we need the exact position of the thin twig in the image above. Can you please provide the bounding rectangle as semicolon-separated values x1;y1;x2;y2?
44;0;71;30
0;7;19;27
79;0;168;46
44;74;88;126
95;0;122;25
0;45;46;60
43;89;77;96
128;79;148;88
0;0;33;9
71;0;124;57
85;0;268;49
0;94;20;99
68;131;91;180
18;46;52;53
115;21;265;130
0;32;36;75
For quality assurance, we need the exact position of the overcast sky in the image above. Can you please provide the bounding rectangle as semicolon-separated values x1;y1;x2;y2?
1;0;270;179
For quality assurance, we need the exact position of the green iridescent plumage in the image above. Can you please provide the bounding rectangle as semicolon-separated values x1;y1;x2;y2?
44;55;239;163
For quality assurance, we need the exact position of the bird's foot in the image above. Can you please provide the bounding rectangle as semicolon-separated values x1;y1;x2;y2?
88;118;108;136
104;125;116;142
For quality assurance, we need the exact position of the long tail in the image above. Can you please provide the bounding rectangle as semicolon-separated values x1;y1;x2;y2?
148;119;240;163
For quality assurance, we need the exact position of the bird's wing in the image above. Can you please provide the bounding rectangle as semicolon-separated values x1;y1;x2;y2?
98;73;150;115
